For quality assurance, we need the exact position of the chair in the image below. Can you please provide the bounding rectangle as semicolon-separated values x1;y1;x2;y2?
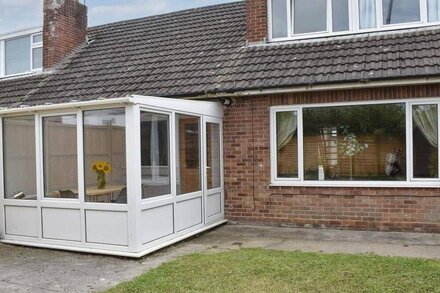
58;190;78;199
112;187;127;204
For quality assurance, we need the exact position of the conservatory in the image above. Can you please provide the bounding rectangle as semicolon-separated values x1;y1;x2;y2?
0;95;225;257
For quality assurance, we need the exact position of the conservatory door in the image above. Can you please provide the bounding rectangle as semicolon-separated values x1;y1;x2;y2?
204;118;224;223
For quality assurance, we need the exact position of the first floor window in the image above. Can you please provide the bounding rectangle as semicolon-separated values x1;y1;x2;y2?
294;0;327;34
3;116;36;200
271;100;440;185
428;0;440;22
43;115;78;199
382;0;420;25
5;36;31;76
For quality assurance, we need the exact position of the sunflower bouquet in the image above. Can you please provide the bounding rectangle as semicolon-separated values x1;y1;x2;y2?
92;161;112;189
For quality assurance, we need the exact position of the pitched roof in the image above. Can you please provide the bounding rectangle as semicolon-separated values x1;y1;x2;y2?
1;1;440;108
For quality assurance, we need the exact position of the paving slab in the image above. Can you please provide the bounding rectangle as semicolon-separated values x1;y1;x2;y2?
1;223;440;292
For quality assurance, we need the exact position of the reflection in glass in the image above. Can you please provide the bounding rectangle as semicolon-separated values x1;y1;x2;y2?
294;0;327;34
176;114;200;195
43;115;78;198
141;112;171;199
84;109;126;203
333;0;350;32
303;103;406;181
207;123;221;189
382;0;420;25
5;36;31;75
276;111;298;178
413;104;438;178
3;116;36;200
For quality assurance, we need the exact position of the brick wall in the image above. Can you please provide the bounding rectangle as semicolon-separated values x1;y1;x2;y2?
43;0;87;69
224;84;440;233
246;0;268;44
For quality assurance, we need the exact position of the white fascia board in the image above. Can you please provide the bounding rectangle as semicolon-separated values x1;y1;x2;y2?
0;27;42;41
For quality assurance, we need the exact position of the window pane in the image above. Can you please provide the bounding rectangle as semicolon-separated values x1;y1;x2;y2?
413;105;438;179
382;0;420;25
32;34;42;44
294;0;327;34
359;0;376;29
333;0;350;32
303;103;406;181
5;36;31;75
176;114;200;195
272;0;288;38
141;112;170;199
428;0;440;22
3;116;36;200
276;111;298;178
32;47;43;69
84;109;126;203
207;123;221;189
43;115;78;198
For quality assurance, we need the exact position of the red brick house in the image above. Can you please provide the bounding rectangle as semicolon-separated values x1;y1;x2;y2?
1;0;440;256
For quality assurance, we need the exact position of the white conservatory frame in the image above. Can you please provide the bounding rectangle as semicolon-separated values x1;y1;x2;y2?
0;95;226;257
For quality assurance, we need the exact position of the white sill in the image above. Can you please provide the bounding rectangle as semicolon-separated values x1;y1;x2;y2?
0;69;43;80
270;180;440;188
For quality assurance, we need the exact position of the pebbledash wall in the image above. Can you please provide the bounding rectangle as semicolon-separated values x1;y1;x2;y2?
223;84;440;233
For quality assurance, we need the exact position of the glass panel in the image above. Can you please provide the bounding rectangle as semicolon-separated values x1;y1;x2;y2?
271;0;288;38
382;0;420;25
83;109;126;203
333;0;350;32
294;0;327;34
276;111;298;178
141;112;171;199
32;34;42;44
5;36;31;75
3;116;36;200
412;104;438;179
303;103;406;181
207;123;221;189
359;0;377;29
176;114;200;195
428;0;440;22
32;47;43;69
43;115;78;198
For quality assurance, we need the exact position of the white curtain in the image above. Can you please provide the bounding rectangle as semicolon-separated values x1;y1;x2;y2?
277;112;297;150
413;106;438;148
150;114;160;180
428;0;440;22
359;0;376;29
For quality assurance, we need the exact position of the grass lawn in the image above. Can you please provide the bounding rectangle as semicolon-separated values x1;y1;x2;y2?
108;248;440;292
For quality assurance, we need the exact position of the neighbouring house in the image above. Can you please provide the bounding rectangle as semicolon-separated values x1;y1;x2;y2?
1;0;440;256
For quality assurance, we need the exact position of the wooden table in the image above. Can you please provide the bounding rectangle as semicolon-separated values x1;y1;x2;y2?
52;185;125;202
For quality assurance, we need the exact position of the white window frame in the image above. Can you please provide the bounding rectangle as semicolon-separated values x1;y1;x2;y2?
268;0;439;42
270;97;440;188
0;27;43;79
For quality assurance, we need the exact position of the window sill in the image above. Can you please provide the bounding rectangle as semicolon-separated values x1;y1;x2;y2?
270;180;440;188
0;70;43;81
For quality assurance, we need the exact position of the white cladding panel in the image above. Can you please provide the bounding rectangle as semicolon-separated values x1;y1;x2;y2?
5;206;38;238
207;192;222;218
175;197;202;232
141;204;174;244
86;210;128;246
42;208;81;242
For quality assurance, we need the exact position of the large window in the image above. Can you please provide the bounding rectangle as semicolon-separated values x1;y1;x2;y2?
3;116;36;200
43;115;78;199
83;109;127;203
141;111;171;199
1;31;43;77
271;100;440;186
269;0;439;41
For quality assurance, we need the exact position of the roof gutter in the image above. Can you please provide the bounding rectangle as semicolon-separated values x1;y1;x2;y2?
0;97;133;116
187;76;440;100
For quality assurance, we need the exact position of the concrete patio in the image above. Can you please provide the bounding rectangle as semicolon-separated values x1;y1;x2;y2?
1;223;440;292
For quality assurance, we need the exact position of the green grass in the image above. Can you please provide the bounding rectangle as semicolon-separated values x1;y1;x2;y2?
108;248;440;293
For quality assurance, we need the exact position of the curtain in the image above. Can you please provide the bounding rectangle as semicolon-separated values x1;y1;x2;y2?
277;112;297;150
428;0;440;22
150;114;160;180
413;106;438;148
359;0;376;29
